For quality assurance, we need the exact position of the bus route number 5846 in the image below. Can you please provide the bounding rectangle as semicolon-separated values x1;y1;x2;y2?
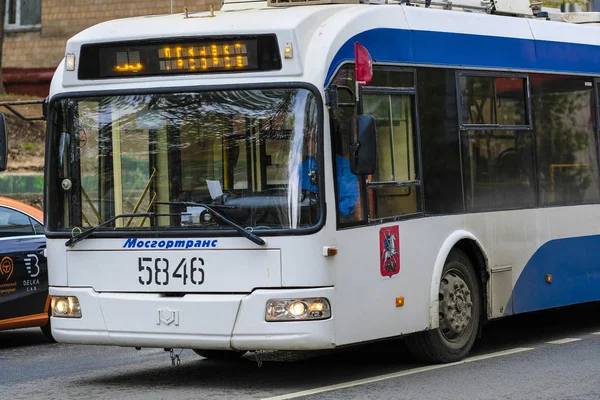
138;257;205;286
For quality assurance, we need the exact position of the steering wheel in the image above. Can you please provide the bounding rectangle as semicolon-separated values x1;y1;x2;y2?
211;190;235;205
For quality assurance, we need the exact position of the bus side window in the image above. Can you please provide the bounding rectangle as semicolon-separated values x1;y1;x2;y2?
459;74;535;211
532;75;600;206
417;67;463;215
362;86;421;220
331;106;364;225
330;65;366;226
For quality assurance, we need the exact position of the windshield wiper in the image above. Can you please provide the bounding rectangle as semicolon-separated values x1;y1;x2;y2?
156;201;266;246
65;212;163;247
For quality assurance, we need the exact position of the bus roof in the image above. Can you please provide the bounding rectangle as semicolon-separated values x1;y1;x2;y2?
68;5;329;44
53;2;600;95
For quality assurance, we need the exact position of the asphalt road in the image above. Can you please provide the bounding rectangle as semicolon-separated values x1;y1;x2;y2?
2;302;600;400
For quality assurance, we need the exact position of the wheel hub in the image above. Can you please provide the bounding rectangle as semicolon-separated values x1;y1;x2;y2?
439;270;473;340
456;297;464;312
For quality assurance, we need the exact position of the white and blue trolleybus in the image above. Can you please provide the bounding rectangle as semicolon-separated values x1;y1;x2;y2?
6;0;600;363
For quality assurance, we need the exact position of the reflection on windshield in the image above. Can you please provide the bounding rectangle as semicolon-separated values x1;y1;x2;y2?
47;89;321;234
288;90;307;229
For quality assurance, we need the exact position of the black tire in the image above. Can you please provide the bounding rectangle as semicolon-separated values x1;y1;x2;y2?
406;248;481;363
193;349;246;360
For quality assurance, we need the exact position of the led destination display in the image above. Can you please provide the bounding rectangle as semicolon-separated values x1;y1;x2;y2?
78;35;281;79
157;42;250;72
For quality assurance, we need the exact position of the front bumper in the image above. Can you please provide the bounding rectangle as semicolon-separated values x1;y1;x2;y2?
49;286;335;350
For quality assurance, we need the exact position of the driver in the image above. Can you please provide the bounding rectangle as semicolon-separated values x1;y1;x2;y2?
300;131;359;218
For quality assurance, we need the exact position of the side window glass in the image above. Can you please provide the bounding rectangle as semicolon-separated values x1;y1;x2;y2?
460;76;495;124
496;78;527;126
366;94;415;183
6;0;41;29
417;67;463;215
367;70;414;88
330;66;421;225
332;106;363;225
330;65;364;226
0;207;35;237
459;73;535;211
462;130;536;210
460;76;527;126
31;218;43;234
363;91;420;219
532;76;599;206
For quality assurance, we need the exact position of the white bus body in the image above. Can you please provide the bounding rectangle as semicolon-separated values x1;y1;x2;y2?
45;0;600;362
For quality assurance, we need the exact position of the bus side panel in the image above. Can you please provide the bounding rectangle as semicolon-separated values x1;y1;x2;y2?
510;205;600;314
47;239;68;287
464;209;539;319
334;204;600;347
333;216;463;346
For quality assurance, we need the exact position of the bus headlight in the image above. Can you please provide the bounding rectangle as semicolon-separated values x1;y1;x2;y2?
51;296;82;318
265;298;330;321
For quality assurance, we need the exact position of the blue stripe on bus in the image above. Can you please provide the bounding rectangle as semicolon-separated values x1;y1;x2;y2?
508;235;600;314
327;28;600;314
325;28;600;84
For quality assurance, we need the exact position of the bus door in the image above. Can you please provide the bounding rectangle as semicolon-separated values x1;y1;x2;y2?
329;65;422;227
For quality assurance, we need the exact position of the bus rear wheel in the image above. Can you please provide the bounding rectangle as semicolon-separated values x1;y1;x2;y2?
193;349;246;360
406;248;481;363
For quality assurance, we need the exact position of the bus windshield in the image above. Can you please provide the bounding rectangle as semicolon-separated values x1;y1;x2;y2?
46;88;321;235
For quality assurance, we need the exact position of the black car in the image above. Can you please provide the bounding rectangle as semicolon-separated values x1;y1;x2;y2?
0;197;51;339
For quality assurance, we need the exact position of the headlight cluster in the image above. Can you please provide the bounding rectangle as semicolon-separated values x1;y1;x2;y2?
265;297;331;321
51;296;82;318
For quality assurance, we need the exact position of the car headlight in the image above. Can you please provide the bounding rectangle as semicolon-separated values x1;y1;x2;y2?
51;296;82;318
265;297;331;321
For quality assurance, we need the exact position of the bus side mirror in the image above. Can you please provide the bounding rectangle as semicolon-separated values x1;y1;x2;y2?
350;114;377;175
0;114;7;172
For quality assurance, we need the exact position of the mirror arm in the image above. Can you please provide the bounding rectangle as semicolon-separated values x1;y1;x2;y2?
325;84;339;108
325;84;356;109
0;99;47;121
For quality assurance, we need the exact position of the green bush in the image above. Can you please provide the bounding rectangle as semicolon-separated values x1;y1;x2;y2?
0;174;44;196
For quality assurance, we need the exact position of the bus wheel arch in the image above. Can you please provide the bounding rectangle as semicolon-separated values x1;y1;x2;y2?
453;239;489;339
427;231;489;330
407;246;484;363
408;232;490;362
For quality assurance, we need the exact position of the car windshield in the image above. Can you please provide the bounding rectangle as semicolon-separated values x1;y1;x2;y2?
46;88;321;234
